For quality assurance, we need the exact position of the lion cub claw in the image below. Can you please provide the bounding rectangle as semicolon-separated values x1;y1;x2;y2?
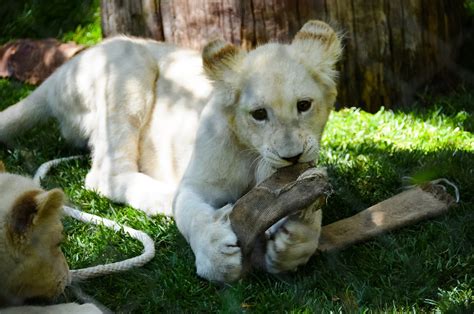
194;205;242;282
265;209;322;274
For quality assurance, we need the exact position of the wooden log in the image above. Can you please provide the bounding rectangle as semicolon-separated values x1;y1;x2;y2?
318;182;456;253
100;0;164;40
0;39;85;84
101;0;465;111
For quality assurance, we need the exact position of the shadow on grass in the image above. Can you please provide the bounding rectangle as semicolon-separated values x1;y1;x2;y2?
399;89;474;133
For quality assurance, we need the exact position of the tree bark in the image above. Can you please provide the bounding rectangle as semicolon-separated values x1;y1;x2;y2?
101;0;165;40
101;0;465;111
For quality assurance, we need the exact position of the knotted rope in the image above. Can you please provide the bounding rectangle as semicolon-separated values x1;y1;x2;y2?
34;156;156;281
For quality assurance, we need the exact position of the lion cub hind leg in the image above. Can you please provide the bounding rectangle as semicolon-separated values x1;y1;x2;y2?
85;109;174;216
87;171;176;216
86;144;176;216
264;208;322;273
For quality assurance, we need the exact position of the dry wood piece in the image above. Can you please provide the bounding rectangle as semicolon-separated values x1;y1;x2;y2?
230;162;457;275
229;163;332;272
318;181;457;253
0;39;84;85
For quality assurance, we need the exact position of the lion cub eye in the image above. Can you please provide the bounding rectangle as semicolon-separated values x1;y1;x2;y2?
250;108;268;121
297;99;312;113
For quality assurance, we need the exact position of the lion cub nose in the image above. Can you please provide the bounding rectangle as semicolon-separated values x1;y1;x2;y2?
281;153;302;164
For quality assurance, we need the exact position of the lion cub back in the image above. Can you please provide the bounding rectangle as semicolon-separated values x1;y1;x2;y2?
0;162;70;307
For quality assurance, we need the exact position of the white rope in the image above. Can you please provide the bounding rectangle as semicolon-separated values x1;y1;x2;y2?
430;178;460;203
34;156;156;281
402;176;460;203
33;155;84;185
65;205;155;281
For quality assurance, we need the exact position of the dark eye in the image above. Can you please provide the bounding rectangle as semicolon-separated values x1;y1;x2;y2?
297;99;312;113
250;108;268;121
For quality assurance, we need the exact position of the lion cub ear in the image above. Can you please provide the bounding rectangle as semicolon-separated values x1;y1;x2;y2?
202;39;245;84
8;189;65;237
291;20;343;83
33;188;65;223
0;161;5;172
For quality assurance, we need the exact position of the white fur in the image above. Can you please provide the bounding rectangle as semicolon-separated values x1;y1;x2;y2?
0;37;211;216
2;303;102;314
0;21;342;282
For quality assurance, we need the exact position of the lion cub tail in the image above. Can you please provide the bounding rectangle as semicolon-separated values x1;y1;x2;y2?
0;80;52;144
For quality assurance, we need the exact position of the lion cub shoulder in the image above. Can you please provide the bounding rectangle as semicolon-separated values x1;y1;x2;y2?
0;161;69;307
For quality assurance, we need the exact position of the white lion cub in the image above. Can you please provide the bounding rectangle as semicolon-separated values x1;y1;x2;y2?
0;20;341;282
174;21;342;282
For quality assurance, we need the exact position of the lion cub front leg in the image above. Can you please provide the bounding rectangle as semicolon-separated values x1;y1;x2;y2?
192;204;242;282
264;207;322;273
174;188;243;282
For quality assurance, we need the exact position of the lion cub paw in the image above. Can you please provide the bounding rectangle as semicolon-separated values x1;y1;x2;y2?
265;209;322;274
193;204;242;282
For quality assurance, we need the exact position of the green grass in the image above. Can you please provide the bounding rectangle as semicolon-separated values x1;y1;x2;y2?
0;0;101;45
1;78;473;312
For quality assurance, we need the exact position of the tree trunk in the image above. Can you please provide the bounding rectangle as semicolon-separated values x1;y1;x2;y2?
101;0;465;111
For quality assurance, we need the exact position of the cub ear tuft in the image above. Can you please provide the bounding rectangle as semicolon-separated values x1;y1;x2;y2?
291;20;343;83
8;189;65;238
0;161;5;172
33;188;65;223
8;190;41;236
202;39;244;82
293;20;340;48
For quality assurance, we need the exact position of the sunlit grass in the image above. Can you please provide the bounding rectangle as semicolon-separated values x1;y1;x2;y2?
324;106;473;152
60;1;102;46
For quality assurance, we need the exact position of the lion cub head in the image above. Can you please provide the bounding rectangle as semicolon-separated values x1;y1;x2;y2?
0;161;69;306
203;21;342;180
